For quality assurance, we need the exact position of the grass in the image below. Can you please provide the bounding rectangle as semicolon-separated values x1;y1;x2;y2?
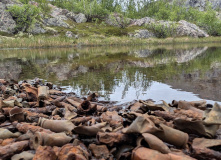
1;22;221;49
1;35;221;49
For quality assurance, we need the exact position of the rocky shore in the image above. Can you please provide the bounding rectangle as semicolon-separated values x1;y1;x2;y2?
0;78;220;159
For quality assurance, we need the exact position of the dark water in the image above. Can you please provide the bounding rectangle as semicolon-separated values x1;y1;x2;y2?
1;44;221;104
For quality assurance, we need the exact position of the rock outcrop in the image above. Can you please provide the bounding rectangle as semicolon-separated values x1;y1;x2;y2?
177;20;209;37
48;4;87;23
43;18;70;28
183;0;221;11
29;23;46;34
131;18;209;38
0;2;16;34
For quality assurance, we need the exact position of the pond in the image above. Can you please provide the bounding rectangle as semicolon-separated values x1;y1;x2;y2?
1;43;221;104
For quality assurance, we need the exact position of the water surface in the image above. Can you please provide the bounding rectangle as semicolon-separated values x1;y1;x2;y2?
1;44;221;104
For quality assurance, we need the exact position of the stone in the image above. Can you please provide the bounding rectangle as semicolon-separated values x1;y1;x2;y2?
28;23;46;35
65;31;74;38
66;12;76;21
74;13;87;23
177;20;209;37
0;2;16;34
130;17;156;26
49;4;68;21
132;30;155;39
43;18;69;28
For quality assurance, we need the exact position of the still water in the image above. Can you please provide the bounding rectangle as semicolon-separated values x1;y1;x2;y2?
1;44;221;104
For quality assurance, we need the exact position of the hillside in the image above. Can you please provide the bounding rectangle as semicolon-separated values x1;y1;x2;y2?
0;0;221;48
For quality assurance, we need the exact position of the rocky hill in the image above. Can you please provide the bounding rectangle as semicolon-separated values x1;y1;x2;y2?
0;0;221;40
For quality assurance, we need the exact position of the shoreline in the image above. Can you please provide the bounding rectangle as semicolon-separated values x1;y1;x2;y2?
1;36;221;50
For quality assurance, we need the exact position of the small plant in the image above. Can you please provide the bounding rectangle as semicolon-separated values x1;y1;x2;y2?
8;4;41;33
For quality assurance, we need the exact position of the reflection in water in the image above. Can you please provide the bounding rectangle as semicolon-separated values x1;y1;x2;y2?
1;44;221;104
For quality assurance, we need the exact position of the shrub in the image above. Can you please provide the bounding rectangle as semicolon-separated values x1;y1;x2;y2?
146;23;178;38
8;4;41;33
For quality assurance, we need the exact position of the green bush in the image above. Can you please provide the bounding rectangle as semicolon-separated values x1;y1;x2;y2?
51;0;110;20
8;4;41;33
146;23;178;38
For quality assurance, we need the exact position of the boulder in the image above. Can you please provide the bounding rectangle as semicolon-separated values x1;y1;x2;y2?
43;18;69;28
65;31;78;39
74;13;87;23
0;2;16;34
176;20;209;37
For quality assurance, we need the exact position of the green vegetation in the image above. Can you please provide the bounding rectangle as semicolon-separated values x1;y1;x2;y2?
8;4;41;33
16;0;221;36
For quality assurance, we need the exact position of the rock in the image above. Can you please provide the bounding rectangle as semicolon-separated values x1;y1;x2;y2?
65;31;74;38
131;17;209;38
48;4;68;21
65;31;78;39
130;17;156;26
74;13;87;23
130;30;155;39
177;20;209;37
43;18;69;28
45;27;58;34
48;4;87;24
28;23;46;35
106;13;132;28
0;2;16;34
66;12;76;21
183;0;221;11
